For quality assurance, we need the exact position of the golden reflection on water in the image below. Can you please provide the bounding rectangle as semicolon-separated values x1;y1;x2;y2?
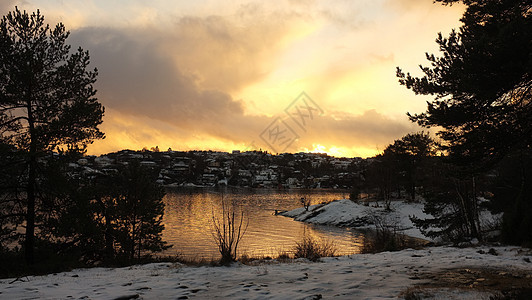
162;188;364;259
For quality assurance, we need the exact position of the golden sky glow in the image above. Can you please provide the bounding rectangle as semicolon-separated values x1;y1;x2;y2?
1;0;465;157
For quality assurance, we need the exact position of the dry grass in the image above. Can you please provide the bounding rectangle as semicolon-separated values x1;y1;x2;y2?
293;236;337;261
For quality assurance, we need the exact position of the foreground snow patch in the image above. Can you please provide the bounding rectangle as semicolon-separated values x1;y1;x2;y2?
1;246;530;299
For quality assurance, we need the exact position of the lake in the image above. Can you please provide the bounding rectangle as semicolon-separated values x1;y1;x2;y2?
162;188;366;259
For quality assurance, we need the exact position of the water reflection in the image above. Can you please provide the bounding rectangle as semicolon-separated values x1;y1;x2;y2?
162;188;364;259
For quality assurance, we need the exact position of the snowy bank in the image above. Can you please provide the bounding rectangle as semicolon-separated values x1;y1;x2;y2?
280;199;433;241
1;246;530;299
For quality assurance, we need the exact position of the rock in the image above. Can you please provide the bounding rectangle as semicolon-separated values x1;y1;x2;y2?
488;248;498;256
113;294;139;300
302;294;322;300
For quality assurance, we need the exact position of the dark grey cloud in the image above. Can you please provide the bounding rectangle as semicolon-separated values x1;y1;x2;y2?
70;26;274;147
67;7;313;145
71;27;244;124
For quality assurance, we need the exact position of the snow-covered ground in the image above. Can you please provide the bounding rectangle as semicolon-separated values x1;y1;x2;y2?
1;246;530;299
281;199;433;241
280;199;501;243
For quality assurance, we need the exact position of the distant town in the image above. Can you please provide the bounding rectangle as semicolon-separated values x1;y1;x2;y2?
70;149;368;189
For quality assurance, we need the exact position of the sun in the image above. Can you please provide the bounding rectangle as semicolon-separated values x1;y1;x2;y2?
310;144;327;154
303;144;362;158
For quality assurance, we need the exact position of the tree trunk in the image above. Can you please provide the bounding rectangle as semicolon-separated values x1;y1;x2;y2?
130;219;136;262
104;211;114;261
470;176;482;241
25;153;36;265
24;101;36;265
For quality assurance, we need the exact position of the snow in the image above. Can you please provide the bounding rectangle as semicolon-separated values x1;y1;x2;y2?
281;199;433;241
1;246;530;299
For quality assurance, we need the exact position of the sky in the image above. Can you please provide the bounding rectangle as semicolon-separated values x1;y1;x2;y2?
1;0;465;158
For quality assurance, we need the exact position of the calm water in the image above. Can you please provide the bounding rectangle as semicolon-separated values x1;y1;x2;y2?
162;188;365;259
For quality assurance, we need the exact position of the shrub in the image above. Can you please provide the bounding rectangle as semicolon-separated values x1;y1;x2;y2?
293;236;336;261
277;251;291;261
361;213;407;253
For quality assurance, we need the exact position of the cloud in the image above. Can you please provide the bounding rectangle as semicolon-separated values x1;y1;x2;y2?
277;109;418;153
52;0;457;157
72;27;241;119
164;5;313;93
71;29;273;150
69;2;315;107
0;1;24;15
68;5;318;147
90;103;417;158
68;6;421;157
385;0;431;11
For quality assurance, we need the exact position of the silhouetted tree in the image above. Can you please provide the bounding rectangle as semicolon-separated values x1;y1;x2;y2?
113;162;170;261
42;161;170;263
0;8;105;264
490;153;532;245
397;0;531;242
383;132;438;201
410;162;487;242
0;143;26;251
397;0;531;170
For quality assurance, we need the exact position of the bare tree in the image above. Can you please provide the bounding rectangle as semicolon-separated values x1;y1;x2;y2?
211;194;248;265
300;196;311;211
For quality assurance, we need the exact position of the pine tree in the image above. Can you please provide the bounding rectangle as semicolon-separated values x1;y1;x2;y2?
396;0;531;242
397;0;531;169
410;161;485;242
0;8;104;264
114;162;170;262
0;143;26;251
382;132;437;201
41;160;170;263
